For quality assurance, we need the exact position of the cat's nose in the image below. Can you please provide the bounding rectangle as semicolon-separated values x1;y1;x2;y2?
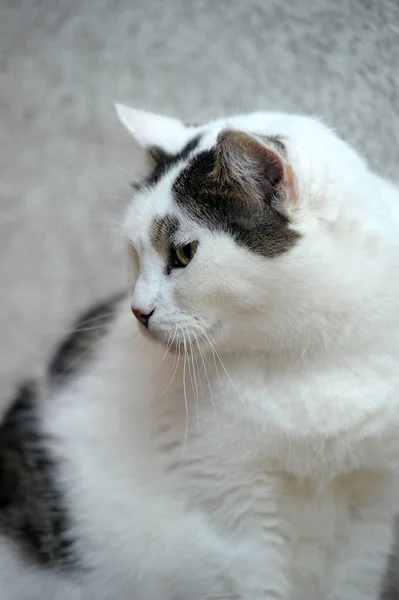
131;307;155;328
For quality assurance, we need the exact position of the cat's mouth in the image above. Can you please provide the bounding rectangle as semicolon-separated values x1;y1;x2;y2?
140;320;221;354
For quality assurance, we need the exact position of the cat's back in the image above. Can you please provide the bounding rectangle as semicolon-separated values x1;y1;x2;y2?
0;382;86;600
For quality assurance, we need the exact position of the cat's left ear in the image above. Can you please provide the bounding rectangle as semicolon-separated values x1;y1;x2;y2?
115;103;189;155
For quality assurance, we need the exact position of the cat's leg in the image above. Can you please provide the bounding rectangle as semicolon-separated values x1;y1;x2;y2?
328;515;394;600
131;504;288;600
236;472;290;599
110;482;289;600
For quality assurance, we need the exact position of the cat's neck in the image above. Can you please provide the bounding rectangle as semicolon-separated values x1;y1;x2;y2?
81;306;399;480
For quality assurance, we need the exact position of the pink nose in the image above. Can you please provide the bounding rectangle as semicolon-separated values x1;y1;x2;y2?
132;307;154;328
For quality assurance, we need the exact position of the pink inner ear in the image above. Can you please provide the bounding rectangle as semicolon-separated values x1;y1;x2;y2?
215;128;299;216
281;163;299;210
258;146;285;186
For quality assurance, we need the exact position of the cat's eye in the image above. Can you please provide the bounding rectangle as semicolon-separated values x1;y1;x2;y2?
170;241;198;269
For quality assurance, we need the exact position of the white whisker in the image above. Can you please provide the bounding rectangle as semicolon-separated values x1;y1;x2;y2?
42;318;116;336
193;331;220;432
186;326;200;431
158;328;180;398
114;163;138;181
156;329;174;368
197;325;246;407
180;330;189;461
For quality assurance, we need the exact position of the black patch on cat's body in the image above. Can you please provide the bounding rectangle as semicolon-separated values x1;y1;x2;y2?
172;149;300;258
49;293;124;383
144;135;202;187
381;527;399;599
0;383;75;568
0;294;125;569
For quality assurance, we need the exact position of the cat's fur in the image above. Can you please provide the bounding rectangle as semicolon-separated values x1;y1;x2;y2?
1;106;399;599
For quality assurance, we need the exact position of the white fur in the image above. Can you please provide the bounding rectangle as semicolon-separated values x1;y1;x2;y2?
2;107;399;599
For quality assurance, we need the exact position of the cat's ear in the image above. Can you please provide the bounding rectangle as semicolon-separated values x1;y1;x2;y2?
115;103;188;155
214;129;298;217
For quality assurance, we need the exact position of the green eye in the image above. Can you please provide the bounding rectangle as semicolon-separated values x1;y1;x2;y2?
170;241;198;269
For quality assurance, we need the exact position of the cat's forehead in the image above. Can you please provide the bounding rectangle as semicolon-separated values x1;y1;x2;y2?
125;169;179;246
125;160;207;251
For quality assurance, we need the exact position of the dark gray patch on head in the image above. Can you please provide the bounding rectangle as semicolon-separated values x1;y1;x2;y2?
172;148;300;258
150;215;180;265
144;134;202;187
0;383;77;569
49;293;124;384
129;135;202;191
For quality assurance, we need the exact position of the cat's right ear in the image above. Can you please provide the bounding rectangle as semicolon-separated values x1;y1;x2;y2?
115;103;189;156
214;129;298;218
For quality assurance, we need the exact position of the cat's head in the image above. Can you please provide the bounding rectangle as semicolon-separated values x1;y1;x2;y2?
117;104;370;356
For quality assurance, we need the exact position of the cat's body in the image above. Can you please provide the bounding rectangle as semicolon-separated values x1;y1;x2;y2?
1;108;399;599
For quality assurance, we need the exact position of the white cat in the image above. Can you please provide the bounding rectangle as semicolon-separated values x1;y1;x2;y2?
1;105;399;600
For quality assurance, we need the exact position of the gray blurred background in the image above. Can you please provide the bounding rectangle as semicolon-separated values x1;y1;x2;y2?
1;0;399;410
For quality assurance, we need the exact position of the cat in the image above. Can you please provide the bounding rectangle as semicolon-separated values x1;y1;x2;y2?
1;104;399;600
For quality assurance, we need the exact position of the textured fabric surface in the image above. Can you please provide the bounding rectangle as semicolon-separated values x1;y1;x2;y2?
1;0;399;409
